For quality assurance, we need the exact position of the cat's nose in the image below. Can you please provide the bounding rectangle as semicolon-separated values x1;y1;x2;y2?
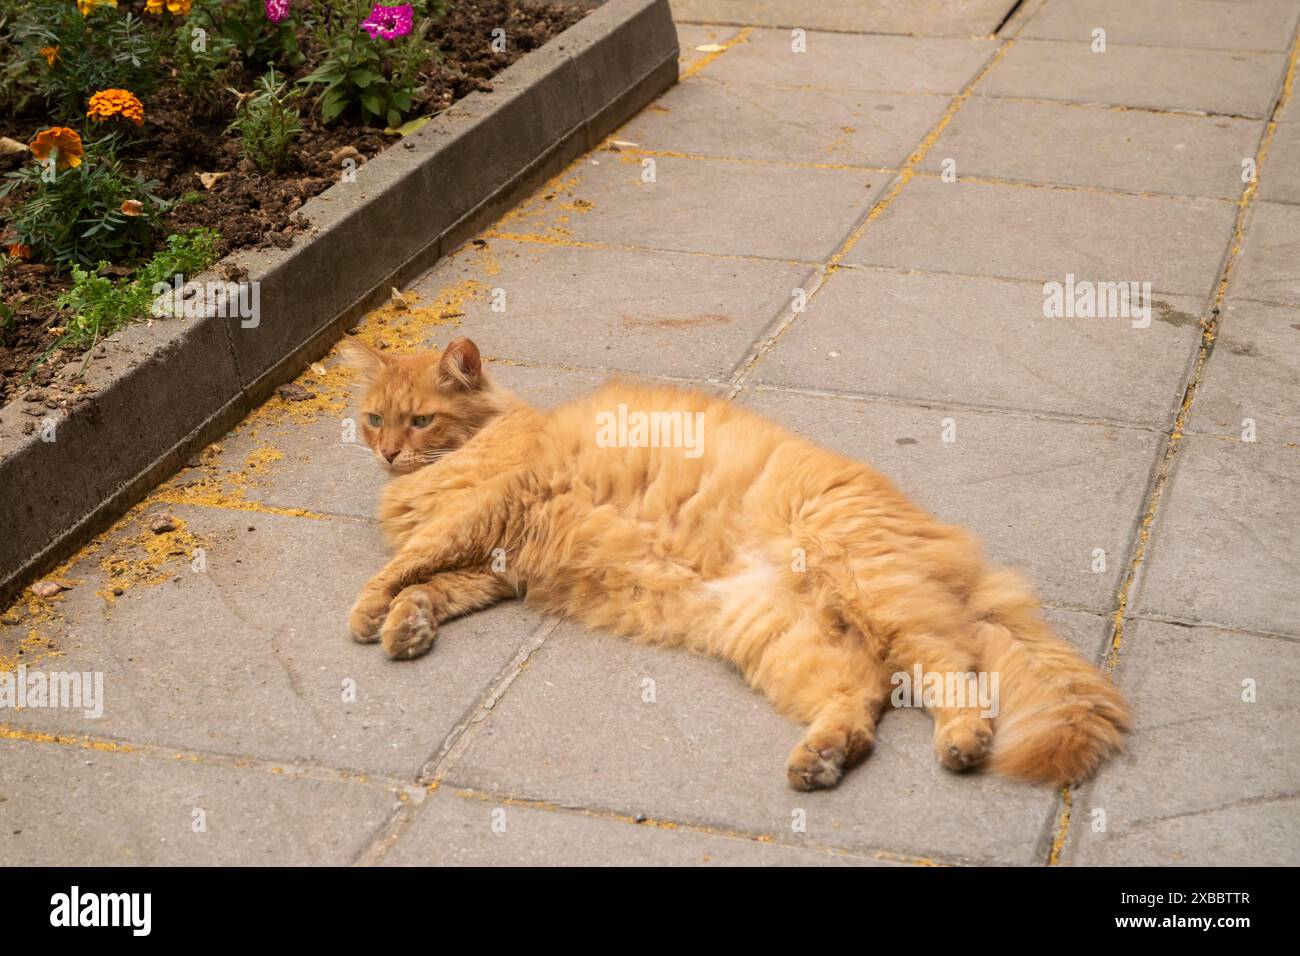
382;449;399;463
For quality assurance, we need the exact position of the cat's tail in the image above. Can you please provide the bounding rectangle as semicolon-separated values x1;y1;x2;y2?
972;571;1130;785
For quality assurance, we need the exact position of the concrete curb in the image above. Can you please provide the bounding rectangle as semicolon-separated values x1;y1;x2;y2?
0;0;679;605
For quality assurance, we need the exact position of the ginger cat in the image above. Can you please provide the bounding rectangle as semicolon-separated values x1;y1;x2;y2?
342;337;1130;790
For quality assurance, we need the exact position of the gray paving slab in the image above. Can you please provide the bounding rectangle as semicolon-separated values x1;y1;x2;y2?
1072;794;1300;866
979;40;1288;117
841;177;1239;299
1020;0;1300;53
494;152;885;261
753;268;1203;424
920;97;1265;200
4;1;1294;867
1187;298;1300;445
1260;120;1300;204
383;787;896;865
406;238;807;379
0;505;544;779
737;388;1160;612
0;739;395;865
669;0;1021;37
1135;435;1300;635
618;77;947;167
1230;200;1300;303
1066;619;1300;865
703;30;996;93
441;618;1093;865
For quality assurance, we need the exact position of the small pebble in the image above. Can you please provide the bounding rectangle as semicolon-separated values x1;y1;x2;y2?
276;383;316;402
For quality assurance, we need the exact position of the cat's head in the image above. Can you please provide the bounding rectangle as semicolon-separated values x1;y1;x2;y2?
340;336;502;474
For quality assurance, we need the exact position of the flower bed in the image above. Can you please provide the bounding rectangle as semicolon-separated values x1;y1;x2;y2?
0;0;587;403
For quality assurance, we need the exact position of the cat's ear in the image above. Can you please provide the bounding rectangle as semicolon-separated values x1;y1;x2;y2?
338;337;388;384
437;337;482;390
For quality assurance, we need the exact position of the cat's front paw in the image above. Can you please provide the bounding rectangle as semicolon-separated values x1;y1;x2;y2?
380;587;437;660
348;589;390;644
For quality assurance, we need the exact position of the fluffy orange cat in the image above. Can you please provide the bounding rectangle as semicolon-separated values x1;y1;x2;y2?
342;337;1129;790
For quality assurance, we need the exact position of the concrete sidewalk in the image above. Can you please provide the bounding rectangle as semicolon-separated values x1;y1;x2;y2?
3;0;1298;866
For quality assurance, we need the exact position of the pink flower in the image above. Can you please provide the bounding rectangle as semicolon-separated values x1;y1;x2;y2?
265;0;289;23
361;3;414;41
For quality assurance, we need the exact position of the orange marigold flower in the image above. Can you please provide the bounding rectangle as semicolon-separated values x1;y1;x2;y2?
76;0;118;15
28;127;85;170
39;46;59;67
7;243;32;261
146;0;193;13
87;89;145;127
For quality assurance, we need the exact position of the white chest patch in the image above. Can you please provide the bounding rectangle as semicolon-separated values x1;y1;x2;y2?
702;552;779;601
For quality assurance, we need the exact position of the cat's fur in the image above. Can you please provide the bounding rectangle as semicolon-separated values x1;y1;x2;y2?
343;337;1130;790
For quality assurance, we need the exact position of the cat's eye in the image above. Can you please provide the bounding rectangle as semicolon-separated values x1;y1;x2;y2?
411;414;434;428
367;413;382;428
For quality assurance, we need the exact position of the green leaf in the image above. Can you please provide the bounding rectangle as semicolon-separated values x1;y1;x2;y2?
383;115;431;137
321;90;348;123
359;89;383;117
350;68;378;88
301;61;344;85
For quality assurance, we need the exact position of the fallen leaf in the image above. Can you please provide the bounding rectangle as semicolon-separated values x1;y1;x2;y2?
384;115;431;137
695;43;725;52
198;171;228;189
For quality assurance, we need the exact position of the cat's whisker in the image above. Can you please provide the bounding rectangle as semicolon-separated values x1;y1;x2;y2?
409;447;455;464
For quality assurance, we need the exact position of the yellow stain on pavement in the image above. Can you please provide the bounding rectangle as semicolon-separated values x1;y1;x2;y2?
1047;785;1073;866
486;172;593;243
681;26;751;80
96;512;210;606
0;724;134;753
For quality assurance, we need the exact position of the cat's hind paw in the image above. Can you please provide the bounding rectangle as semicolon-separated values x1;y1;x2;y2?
934;713;992;772
380;587;438;660
786;722;873;791
787;743;846;791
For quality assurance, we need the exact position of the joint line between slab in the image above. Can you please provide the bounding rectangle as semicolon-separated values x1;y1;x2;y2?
722;37;1017;394
0;722;409;791
1046;20;1300;868
445;785;971;867
351;615;563;866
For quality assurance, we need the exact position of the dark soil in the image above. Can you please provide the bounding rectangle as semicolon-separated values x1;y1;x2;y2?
0;0;586;403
